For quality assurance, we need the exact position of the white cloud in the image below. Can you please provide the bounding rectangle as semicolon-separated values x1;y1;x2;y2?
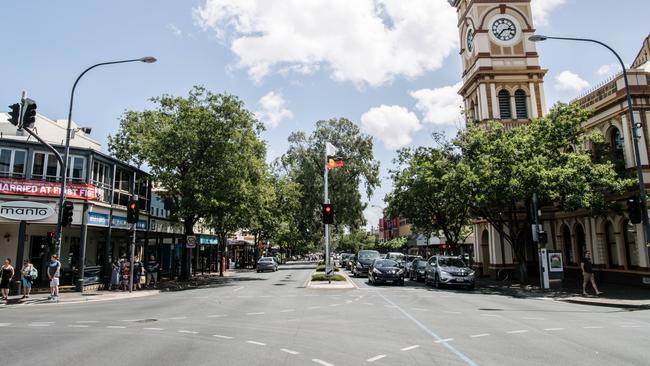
255;91;294;128
361;105;421;149
554;70;590;93
531;0;565;26
167;24;183;37
596;63;618;76
410;81;463;126
364;205;384;230
193;0;458;87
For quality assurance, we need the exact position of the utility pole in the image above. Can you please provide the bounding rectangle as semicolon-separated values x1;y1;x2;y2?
324;145;331;284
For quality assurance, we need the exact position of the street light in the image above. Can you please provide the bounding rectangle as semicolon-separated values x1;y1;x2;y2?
54;57;157;282
529;35;650;253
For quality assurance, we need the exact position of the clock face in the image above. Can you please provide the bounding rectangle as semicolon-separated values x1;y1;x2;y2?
491;18;517;42
466;29;474;52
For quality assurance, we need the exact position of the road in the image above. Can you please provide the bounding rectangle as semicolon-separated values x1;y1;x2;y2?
0;262;648;366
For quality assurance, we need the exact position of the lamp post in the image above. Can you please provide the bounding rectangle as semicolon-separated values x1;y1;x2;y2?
529;35;650;253
54;57;157;283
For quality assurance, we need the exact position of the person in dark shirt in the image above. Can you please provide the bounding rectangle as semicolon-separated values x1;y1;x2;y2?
145;255;160;288
581;250;603;296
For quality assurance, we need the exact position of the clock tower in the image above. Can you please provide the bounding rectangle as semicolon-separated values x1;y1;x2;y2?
449;0;547;125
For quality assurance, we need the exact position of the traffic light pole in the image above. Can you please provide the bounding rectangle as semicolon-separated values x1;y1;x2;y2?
324;146;331;284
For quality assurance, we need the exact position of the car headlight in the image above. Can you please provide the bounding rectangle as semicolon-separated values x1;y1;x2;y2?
440;270;451;278
468;270;475;276
417;269;425;273
356;263;362;268
397;269;405;275
373;268;382;275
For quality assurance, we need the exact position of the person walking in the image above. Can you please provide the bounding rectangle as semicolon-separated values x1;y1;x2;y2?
581;250;603;296
21;259;36;299
110;258;120;290
145;255;159;288
121;261;131;291
133;256;143;290
1;258;15;301
47;255;61;301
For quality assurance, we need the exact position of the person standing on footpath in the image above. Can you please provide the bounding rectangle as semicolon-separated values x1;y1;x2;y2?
21;259;36;299
110;258;120;291
133;256;143;290
1;258;15;301
145;255;159;288
48;255;61;301
581;250;603;296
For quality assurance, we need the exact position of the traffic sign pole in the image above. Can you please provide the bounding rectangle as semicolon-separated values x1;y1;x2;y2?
324;145;331;283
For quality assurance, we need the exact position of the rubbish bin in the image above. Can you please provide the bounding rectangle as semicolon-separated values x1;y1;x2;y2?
10;279;21;296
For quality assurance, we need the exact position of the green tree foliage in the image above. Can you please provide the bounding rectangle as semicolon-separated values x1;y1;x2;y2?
373;237;407;252
108;86;266;278
455;103;634;282
280;118;380;246
335;230;375;253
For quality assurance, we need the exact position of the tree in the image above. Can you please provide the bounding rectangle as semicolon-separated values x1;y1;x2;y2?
455;103;634;283
280;118;380;248
387;136;472;253
108;86;266;278
335;230;375;253
374;237;407;253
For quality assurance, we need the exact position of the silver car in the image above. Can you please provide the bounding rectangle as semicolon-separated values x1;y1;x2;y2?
424;255;475;290
257;257;279;272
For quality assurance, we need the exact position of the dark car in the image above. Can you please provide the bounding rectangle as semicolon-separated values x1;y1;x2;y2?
339;253;353;269
256;257;279;272
409;259;428;282
368;259;405;285
353;250;380;277
424;255;475;290
403;255;422;273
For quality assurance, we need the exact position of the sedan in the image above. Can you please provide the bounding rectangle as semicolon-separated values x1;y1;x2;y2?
368;259;405;286
409;259;428;282
256;257;278;272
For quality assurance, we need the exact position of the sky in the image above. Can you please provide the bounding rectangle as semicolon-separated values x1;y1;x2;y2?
2;0;649;229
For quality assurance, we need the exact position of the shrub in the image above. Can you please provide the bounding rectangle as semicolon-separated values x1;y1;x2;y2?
311;273;345;282
315;265;339;272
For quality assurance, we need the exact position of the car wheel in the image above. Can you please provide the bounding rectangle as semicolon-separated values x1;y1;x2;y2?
423;272;429;286
434;274;440;289
399;279;405;286
467;283;475;291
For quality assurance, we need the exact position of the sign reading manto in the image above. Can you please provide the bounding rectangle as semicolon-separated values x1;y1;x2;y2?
0;201;55;221
0;178;100;200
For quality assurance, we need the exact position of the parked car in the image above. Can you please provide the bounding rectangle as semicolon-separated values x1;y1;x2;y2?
409;259;428;282
368;259;405;285
424;255;475;289
353;250;381;277
339;253;353;269
257;257;279;272
402;254;422;272
346;255;356;271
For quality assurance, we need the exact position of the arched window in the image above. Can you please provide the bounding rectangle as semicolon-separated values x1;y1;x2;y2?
605;221;619;267
562;225;574;264
515;90;528;119
622;220;640;268
498;90;512;119
575;224;586;259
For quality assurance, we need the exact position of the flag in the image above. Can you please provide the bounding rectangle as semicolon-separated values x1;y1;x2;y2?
326;142;337;157
327;158;344;170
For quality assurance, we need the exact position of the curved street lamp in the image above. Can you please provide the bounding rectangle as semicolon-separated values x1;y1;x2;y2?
529;35;650;254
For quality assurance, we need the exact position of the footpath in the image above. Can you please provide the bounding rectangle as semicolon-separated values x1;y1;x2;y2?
477;278;650;309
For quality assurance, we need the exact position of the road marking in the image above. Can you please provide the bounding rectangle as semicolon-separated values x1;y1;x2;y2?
443;311;461;314
260;295;272;298
506;330;529;334
544;328;565;331
76;321;98;324
144;327;164;331
247;340;266;346
233;286;245;292
583;326;603;329
281;348;300;355
470;334;490;338
308;306;321;310
367;355;386;362
376;292;478;366
208;314;227;318
213;334;233;339
621;325;642;328
362;302;374;306
247;312;265;315
329;304;341;307
121;319;144;322
68;325;89;328
480;314;500;317
280;309;296;313
312;359;335;366
178;330;198;334
237;295;253;298
106;326;126;329
28;323;51;327
400;345;420;351
435;338;454;343
166;317;187;320
522;317;545;320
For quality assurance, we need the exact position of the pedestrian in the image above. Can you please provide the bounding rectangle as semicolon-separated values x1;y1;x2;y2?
1;258;15;301
133;256;143;290
47;255;61;301
21;259;36;299
121;261;131;291
145;255;159;288
581;250;603;296
110;258;120;290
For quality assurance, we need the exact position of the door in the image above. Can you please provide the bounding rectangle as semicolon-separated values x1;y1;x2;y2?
29;236;51;287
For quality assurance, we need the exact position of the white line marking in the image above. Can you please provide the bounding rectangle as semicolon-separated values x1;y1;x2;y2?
260;295;272;298
480;314;500;317
76;321;98;324
233;286;245;292
400;345;420;351
0;323;11;327
470;333;490;338
247;312;265;315
506;330;529;334
522;317;545;320
144;327;164;331
621;325;642;328
367;355;386;362
329;304;341;307
208;314;227;318
308;306;321;309
544;328;565;331
362;302;374;306
280;309;296;313
443;311;461;314
120;319;143;322
435;338;454;343
28;323;51;327
67;325;89;328
106;326;126;329
312;359;335;366
213;334;234;339
247;340;266;346
281;348;300;355
583;326;603;329
166;317;187;320
178;330;198;334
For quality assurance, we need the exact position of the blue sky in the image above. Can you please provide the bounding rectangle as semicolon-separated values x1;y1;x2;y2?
2;0;649;228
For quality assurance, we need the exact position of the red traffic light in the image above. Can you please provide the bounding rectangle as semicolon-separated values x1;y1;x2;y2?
325;206;331;213
322;203;334;224
129;202;137;209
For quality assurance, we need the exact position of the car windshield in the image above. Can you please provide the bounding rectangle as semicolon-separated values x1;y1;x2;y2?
258;258;272;262
438;258;467;267
374;260;398;268
416;260;427;267
358;251;380;259
387;253;404;260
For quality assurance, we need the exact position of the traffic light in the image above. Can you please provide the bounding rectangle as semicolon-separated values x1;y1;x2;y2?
7;103;20;126
627;197;642;224
61;201;74;227
127;199;139;224
21;99;37;129
322;203;334;224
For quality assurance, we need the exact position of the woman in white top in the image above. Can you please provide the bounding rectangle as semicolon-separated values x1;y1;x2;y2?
21;259;35;299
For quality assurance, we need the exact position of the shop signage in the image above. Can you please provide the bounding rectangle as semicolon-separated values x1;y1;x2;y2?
0;178;101;201
186;235;197;248
0;200;54;221
199;236;219;245
88;212;147;230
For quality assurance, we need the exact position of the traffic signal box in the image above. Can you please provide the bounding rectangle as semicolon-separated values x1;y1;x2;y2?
61;201;74;227
127;200;139;224
322;203;334;224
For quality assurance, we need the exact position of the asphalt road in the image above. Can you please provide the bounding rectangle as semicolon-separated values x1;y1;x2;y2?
0;262;649;366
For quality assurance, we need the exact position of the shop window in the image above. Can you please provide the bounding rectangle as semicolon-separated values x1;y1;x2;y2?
32;152;60;181
0;148;27;178
498;90;512;119
91;161;112;203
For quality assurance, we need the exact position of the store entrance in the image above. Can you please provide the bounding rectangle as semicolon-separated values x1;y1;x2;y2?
29;235;52;287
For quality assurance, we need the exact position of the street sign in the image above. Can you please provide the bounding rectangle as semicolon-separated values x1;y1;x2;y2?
325;263;333;277
186;235;197;248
